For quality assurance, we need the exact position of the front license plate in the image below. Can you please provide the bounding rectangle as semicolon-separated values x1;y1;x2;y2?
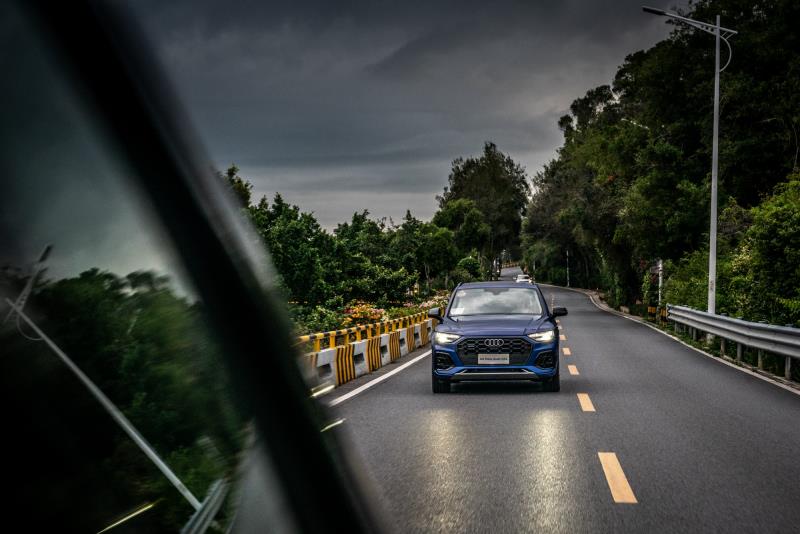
478;353;509;365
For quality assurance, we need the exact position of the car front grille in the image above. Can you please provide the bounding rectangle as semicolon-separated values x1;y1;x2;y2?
456;337;532;365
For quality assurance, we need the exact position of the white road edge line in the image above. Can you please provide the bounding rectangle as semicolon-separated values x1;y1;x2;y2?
328;350;432;407
540;283;800;398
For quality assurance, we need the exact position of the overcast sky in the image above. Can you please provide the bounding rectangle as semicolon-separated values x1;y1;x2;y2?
131;0;678;229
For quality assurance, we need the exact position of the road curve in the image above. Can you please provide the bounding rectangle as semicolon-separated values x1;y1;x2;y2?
332;272;800;533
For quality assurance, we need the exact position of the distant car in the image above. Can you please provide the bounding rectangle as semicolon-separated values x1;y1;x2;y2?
428;281;567;393
515;274;532;283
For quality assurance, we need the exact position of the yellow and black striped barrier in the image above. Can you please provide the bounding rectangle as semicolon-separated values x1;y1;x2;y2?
296;310;432;351
366;336;381;372
406;325;417;352
388;331;401;362
334;344;356;385
300;310;438;391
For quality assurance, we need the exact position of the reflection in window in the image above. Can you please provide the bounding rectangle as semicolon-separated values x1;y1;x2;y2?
1;4;247;531
450;288;543;316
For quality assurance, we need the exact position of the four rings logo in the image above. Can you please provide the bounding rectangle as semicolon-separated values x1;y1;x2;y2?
484;338;505;347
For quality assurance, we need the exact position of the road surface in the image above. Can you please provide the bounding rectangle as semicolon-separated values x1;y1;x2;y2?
331;267;800;533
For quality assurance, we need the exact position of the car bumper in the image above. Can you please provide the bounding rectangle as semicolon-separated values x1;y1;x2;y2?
447;368;544;381
434;365;556;382
432;341;558;382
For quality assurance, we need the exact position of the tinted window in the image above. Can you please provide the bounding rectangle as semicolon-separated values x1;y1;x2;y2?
449;287;543;316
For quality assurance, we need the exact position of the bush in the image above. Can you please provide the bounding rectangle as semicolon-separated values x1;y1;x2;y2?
457;256;481;278
733;174;800;324
288;304;344;334
449;267;475;286
342;302;387;325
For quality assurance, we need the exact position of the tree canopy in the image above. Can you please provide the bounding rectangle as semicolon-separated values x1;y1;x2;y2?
522;0;800;318
439;142;529;263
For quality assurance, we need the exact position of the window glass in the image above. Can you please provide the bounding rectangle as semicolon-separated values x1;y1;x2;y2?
449;287;543;316
0;5;257;532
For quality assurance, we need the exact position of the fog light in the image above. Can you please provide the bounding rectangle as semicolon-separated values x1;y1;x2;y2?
435;352;454;370
535;351;555;368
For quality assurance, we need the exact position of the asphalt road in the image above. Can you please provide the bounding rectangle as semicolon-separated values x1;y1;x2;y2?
331;268;800;533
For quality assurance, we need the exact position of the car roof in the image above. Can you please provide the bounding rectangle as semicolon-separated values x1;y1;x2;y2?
457;281;539;289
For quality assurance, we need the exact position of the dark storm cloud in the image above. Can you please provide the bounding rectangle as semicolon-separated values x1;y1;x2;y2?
129;0;678;227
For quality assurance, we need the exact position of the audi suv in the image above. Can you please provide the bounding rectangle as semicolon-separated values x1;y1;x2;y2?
429;282;567;393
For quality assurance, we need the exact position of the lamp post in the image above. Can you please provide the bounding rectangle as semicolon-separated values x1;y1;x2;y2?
642;6;736;316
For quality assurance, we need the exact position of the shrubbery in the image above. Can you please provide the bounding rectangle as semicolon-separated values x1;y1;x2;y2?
221;149;528;334
665;174;800;326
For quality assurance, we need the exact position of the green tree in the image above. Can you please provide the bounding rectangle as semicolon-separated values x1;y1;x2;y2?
521;0;800;306
432;198;490;259
439;142;529;261
733;175;800;324
248;194;333;304
389;210;424;279
220;164;253;207
5;268;244;531
415;223;459;291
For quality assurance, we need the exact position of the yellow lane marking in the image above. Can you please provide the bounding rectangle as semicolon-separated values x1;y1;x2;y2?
562;347;571;356
568;365;579;375
560;334;567;341
97;502;157;533
577;393;595;412
598;452;638;504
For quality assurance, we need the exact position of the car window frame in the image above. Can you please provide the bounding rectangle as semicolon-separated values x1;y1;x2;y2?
18;1;389;532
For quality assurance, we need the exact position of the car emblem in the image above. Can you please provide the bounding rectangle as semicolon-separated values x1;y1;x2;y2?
484;338;505;347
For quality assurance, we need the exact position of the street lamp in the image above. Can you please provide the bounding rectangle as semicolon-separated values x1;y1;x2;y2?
642;6;737;316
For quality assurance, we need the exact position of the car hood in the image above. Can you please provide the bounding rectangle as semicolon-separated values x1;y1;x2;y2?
440;314;550;336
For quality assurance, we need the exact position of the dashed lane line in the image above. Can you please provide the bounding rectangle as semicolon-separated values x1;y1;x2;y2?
598;452;638;504
560;334;567;341
577;393;595;412
568;365;579;375
540;282;800;399
562;347;572;356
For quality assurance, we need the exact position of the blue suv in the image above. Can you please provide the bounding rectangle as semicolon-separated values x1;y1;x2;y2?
429;281;567;393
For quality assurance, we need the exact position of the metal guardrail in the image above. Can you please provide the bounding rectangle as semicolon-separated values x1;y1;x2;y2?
181;478;229;534
667;304;800;379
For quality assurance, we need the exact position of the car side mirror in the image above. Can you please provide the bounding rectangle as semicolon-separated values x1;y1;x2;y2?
428;307;442;321
552;307;568;317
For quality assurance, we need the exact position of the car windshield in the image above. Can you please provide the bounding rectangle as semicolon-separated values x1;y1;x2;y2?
449;287;542;316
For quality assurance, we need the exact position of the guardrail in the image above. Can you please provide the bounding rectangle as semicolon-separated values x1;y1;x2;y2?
181;478;228;534
297;311;436;390
667;304;800;380
296;311;430;352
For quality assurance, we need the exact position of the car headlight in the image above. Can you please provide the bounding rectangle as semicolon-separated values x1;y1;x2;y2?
527;329;555;342
434;332;461;344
